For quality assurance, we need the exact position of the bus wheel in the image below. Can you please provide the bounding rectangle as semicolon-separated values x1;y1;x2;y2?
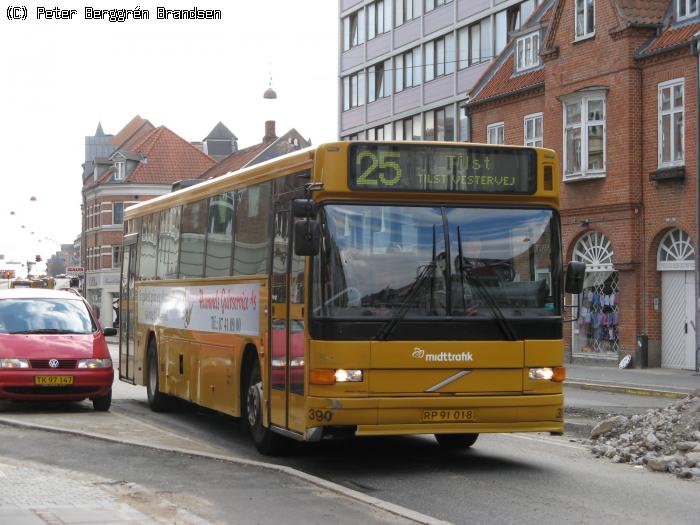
146;339;170;412
245;360;285;455
434;433;479;449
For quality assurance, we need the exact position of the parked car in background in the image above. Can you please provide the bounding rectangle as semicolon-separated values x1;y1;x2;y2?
0;289;115;410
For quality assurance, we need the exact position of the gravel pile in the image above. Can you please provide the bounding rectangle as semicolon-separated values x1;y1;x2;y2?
587;390;700;480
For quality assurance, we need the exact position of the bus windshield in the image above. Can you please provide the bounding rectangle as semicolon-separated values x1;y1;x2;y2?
313;204;559;320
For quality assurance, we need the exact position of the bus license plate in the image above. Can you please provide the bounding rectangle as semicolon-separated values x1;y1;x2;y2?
422;409;475;422
35;376;74;385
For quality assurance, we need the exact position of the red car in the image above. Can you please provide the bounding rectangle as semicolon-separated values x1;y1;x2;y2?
0;289;115;410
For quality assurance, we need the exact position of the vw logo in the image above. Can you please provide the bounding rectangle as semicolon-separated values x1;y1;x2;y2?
48;359;59;368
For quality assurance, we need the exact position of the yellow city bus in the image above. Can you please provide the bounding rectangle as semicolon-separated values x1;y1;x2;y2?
119;141;584;454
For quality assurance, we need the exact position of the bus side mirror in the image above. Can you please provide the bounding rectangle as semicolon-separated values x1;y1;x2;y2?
565;261;586;294
292;199;318;219
294;220;320;256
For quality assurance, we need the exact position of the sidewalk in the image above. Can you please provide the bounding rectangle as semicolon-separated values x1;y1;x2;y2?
565;363;700;398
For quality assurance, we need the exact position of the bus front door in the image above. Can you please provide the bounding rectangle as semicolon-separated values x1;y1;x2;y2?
119;237;137;383
269;206;307;435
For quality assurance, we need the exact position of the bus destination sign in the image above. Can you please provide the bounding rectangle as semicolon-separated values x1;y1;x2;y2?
348;144;537;194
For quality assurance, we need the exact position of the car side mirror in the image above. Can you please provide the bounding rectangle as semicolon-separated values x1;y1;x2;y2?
565;261;586;294
294;220;320;256
103;327;117;337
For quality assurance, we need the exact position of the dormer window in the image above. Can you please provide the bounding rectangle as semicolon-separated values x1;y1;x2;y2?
677;0;698;20
516;33;540;72
114;161;125;181
575;0;595;40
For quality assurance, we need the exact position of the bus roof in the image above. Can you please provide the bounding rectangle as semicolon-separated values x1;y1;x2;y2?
124;141;557;220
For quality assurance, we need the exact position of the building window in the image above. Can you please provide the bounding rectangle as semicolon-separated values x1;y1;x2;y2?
487;122;504;144
368;59;392;102
368;0;392;39
114;161;125;181
395;0;421;27
342;72;365;111
575;0;595;40
563;93;606;180
395;47;422;92
677;0;699;20
425;33;455;82
112;202;124;225
515;32;540;72
425;0;452;13
524;113;543;147
458;18;491;69
342;9;365;52
112;246;121;269
424;105;455;141
658;79;684;168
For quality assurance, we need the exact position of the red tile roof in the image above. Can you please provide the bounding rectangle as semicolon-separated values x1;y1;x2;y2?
198;141;272;180
643;21;700;54
111;115;148;146
469;56;545;104
614;0;669;27
127;127;216;184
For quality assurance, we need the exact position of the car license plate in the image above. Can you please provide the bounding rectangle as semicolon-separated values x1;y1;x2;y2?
422;409;475;423
35;376;74;385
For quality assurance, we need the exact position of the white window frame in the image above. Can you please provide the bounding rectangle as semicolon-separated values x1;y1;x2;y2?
562;92;606;181
677;0;699;20
342;9;365;52
658;78;685;168
114;161;125;181
524;112;543;147
515;32;540;72
487;122;504;144
342;72;365;111
574;0;595;41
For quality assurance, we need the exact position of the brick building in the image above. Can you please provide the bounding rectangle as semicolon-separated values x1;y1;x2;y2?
466;0;698;369
81;117;216;325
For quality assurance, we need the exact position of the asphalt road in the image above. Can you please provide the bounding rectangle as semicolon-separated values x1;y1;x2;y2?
1;343;696;525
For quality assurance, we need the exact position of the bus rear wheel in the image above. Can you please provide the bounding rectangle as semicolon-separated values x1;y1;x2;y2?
146;339;170;412
245;359;286;456
434;433;479;449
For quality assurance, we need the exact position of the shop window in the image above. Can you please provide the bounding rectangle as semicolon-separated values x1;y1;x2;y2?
572;231;619;356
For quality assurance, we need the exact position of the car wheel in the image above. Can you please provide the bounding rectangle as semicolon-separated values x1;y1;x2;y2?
245;359;286;455
434;433;479;449
146;338;170;412
92;389;112;411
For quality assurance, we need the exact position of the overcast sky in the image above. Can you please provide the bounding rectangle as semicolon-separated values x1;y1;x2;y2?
0;0;338;271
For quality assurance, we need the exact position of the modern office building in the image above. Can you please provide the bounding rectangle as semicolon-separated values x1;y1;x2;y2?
338;0;544;141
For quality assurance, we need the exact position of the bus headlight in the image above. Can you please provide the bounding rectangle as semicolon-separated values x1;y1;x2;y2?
77;358;112;369
334;369;363;382
0;358;29;368
528;367;565;382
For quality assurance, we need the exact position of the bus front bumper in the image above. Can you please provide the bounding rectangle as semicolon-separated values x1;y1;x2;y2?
304;393;564;438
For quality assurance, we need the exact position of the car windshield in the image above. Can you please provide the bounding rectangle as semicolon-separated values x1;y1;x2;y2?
0;299;96;334
313;204;559;320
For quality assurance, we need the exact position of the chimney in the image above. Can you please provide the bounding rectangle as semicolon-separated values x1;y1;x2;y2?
264;120;277;143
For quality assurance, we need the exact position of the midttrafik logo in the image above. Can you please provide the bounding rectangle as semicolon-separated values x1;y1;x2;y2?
412;347;473;362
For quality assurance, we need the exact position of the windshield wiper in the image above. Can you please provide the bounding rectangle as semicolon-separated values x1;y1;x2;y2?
375;226;438;341
457;227;518;341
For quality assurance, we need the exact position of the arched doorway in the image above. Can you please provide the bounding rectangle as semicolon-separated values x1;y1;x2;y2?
572;231;620;359
657;229;695;369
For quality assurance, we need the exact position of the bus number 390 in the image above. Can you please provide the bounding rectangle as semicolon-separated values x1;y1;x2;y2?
308;409;333;422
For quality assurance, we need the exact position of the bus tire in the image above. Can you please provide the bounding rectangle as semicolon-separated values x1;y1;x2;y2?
245;359;286;456
146;338;170;412
434;433;479;449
